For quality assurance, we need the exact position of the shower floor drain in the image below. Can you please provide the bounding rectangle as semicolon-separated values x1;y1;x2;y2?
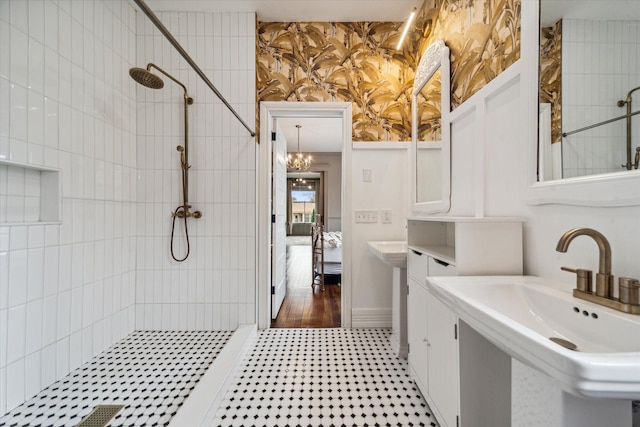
75;405;124;427
549;337;578;351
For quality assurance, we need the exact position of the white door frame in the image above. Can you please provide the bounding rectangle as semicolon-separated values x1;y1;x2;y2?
257;101;353;329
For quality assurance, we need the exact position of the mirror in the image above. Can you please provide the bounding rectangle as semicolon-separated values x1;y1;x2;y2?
538;0;640;182
527;0;640;206
411;40;451;213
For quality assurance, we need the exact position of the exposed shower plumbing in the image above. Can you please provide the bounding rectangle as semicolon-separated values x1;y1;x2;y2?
617;85;640;170
129;63;201;262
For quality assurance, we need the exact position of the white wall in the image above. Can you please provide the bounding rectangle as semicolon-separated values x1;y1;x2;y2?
0;1;257;416
0;0;138;415
310;152;342;231
440;2;640;295
350;144;410;327
562;18;640;178
134;11;257;330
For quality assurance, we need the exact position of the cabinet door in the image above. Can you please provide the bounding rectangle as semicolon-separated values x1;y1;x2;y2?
427;290;459;427
407;278;429;394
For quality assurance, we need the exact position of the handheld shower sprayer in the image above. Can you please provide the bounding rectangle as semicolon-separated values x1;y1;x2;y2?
177;145;186;168
129;63;201;261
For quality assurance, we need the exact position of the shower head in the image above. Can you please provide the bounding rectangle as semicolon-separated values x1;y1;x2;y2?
129;67;164;89
129;63;192;103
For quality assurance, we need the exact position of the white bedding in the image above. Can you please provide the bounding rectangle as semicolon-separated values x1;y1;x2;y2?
323;231;342;248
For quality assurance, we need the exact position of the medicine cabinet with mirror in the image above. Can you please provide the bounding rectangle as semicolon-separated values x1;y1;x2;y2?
411;39;451;214
528;0;640;206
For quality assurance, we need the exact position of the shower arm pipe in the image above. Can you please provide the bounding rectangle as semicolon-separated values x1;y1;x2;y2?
133;0;257;138
561;109;640;138
145;63;192;184
147;63;189;99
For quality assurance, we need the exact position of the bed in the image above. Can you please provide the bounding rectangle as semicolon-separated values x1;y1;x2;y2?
311;224;342;290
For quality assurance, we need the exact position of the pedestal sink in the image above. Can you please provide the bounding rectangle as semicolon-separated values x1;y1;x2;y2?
367;241;408;358
427;275;640;426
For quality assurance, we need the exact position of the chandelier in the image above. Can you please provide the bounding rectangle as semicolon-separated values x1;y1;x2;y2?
287;124;312;171
291;174;313;189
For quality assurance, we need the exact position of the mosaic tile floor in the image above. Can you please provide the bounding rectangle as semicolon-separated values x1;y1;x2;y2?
0;330;232;427
210;328;439;427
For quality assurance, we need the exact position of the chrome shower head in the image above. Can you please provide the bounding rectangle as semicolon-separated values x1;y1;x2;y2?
129;67;164;89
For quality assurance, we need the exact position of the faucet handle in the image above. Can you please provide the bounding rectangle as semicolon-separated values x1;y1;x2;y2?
619;277;640;304
561;267;593;293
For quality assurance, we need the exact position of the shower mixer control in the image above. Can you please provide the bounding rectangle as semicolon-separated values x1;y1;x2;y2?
173;207;202;219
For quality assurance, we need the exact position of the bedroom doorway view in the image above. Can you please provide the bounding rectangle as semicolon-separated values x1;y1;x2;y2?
271;117;343;328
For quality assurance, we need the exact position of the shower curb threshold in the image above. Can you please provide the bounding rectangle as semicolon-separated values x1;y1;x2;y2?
169;324;258;426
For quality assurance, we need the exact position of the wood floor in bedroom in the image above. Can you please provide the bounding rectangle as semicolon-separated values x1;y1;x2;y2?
271;244;341;328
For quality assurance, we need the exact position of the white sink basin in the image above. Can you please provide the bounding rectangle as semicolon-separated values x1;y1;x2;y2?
367;241;407;268
426;275;640;399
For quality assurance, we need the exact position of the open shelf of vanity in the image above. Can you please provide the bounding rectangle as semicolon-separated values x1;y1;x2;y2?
406;217;523;427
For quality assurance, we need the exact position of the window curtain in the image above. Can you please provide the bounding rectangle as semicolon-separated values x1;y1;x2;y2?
316;174;324;225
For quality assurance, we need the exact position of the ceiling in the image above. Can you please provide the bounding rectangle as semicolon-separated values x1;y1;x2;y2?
145;0;420;22
277;117;343;153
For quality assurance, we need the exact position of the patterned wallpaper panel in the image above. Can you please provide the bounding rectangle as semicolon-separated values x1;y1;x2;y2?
415;0;521;110
256;0;521;142
257;22;413;141
540;20;562;143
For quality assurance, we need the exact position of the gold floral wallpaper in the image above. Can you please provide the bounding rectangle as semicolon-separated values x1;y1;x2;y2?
540;20;562;143
257;22;413;141
256;0;521;142
415;0;521;109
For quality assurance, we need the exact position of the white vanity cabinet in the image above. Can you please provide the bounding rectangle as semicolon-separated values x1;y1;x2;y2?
406;217;523;427
407;274;429;393
426;288;459;427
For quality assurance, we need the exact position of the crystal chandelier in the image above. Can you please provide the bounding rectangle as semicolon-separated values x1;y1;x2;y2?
287;124;312;171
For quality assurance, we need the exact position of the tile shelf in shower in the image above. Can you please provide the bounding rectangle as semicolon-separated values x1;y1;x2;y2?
0;159;61;226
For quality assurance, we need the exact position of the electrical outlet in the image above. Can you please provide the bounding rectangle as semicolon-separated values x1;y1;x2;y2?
381;209;392;224
363;169;372;182
355;210;378;223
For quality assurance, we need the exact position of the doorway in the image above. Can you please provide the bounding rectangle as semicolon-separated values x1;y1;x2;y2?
272;165;342;328
257;102;353;330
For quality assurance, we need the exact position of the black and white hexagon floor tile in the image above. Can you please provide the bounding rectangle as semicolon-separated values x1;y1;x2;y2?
211;328;439;427
0;331;232;427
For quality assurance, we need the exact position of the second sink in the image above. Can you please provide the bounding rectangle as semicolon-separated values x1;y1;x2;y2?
367;241;407;268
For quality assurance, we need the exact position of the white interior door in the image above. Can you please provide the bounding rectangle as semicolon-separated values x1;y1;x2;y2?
271;122;288;319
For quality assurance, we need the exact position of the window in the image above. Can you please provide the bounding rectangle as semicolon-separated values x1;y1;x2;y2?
290;181;317;223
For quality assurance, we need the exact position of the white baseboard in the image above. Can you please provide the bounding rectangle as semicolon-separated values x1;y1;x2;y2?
351;308;392;328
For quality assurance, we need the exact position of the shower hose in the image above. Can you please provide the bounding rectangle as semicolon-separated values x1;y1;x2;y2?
170;163;190;262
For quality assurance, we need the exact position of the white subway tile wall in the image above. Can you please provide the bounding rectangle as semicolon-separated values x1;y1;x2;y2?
562;19;640;178
133;11;257;331
0;0;138;416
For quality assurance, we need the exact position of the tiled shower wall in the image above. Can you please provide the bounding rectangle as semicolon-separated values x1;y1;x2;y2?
0;0;138;416
562;18;640;178
134;12;257;330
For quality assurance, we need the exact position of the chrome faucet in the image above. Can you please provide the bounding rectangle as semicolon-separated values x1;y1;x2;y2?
556;227;640;314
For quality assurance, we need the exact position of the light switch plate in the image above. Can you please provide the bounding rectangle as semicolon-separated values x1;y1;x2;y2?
381;209;392;224
363;169;372;182
355;210;378;223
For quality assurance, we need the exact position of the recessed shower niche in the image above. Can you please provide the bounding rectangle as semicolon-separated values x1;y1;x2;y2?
0;160;61;225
